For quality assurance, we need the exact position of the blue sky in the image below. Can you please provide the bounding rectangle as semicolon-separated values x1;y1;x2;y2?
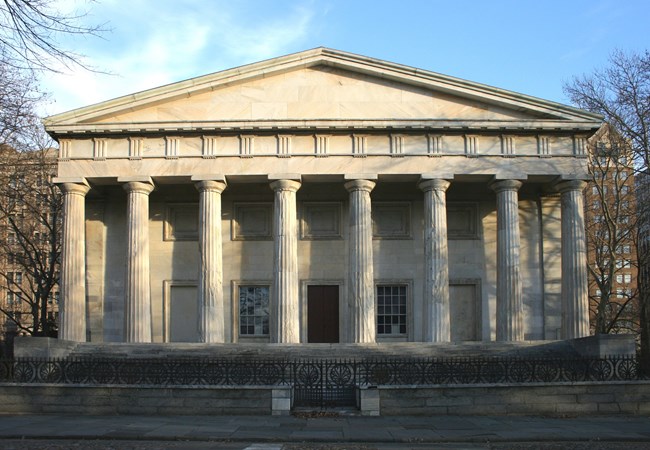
42;0;650;116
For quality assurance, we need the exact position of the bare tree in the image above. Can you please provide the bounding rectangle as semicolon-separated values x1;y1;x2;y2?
0;62;45;149
564;49;650;371
564;50;650;171
585;125;639;336
0;146;61;336
0;0;105;72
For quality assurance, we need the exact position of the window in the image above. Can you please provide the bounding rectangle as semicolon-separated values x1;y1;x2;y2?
55;291;60;304
7;233;16;245
620;171;628;180
376;285;407;335
621;186;629;195
592;186;598;195
14;272;22;284
595;289;602;297
7;291;14;305
623;245;631;254
238;285;269;336
616;260;631;269
616;274;623;284
624;274;632;284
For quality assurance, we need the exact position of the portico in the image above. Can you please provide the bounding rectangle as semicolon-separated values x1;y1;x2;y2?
46;48;602;346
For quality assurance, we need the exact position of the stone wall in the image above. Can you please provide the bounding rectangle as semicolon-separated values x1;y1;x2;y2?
376;382;650;415
2;382;648;416
0;385;273;415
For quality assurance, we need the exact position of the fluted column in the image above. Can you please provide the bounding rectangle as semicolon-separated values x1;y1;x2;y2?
122;179;155;343
419;179;451;342
195;178;227;343
490;179;524;341
557;179;589;339
57;180;90;342
345;178;376;343
269;179;301;343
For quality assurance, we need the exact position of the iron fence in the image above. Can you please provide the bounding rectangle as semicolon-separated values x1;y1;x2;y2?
0;356;641;387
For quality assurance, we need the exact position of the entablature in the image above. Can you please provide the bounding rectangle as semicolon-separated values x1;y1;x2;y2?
56;130;592;162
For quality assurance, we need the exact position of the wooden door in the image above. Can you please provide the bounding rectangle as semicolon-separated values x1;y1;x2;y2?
307;285;339;343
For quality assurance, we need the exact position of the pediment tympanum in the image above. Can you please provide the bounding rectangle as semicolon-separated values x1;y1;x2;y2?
90;66;546;124
44;48;602;134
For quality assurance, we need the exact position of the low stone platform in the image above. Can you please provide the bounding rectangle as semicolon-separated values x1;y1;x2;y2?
13;334;636;360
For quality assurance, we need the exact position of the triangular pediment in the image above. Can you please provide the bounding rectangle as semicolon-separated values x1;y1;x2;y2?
44;48;602;134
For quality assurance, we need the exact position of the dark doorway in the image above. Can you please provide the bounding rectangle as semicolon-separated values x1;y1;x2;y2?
307;285;339;343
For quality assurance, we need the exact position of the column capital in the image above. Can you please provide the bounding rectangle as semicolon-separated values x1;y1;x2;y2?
418;178;450;192
191;174;226;183
489;179;522;193
344;179;376;193
56;180;90;196
269;179;301;192
195;179;227;194
122;180;155;195
555;179;587;194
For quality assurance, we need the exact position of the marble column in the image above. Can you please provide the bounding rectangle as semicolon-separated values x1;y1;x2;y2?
345;178;376;343
490;179;524;341
556;179;589;339
122;179;155;343
57;180;90;342
419;179;451;342
194;178;227;343
269;179;301;343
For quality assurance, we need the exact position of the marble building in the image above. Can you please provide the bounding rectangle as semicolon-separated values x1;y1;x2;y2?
44;48;602;345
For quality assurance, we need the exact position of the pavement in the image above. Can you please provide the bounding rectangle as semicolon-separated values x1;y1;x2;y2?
0;413;649;449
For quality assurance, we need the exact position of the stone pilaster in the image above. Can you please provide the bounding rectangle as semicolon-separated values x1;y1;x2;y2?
269;179;301;343
194;178;227;343
345;178;376;343
122;179;155;343
419;179;451;342
490;179;524;341
56;180;90;342
556;179;589;339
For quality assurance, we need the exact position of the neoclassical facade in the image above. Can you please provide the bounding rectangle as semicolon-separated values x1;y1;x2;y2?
44;48;602;344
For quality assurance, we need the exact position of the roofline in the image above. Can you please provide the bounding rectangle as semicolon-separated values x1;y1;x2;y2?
43;47;604;128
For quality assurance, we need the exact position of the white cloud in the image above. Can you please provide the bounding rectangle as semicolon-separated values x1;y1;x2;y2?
40;0;317;116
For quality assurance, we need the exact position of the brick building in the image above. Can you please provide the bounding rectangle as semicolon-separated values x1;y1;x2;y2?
0;146;60;337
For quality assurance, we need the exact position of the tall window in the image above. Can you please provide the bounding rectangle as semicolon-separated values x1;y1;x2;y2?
376;285;407;335
238;286;269;336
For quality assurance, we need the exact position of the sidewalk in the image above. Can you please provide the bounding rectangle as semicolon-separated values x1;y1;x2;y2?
0;413;649;445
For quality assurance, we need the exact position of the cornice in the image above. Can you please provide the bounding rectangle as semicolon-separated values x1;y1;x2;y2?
46;119;601;137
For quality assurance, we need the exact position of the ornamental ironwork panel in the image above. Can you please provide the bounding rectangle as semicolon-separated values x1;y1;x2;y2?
293;360;356;407
0;356;641;388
